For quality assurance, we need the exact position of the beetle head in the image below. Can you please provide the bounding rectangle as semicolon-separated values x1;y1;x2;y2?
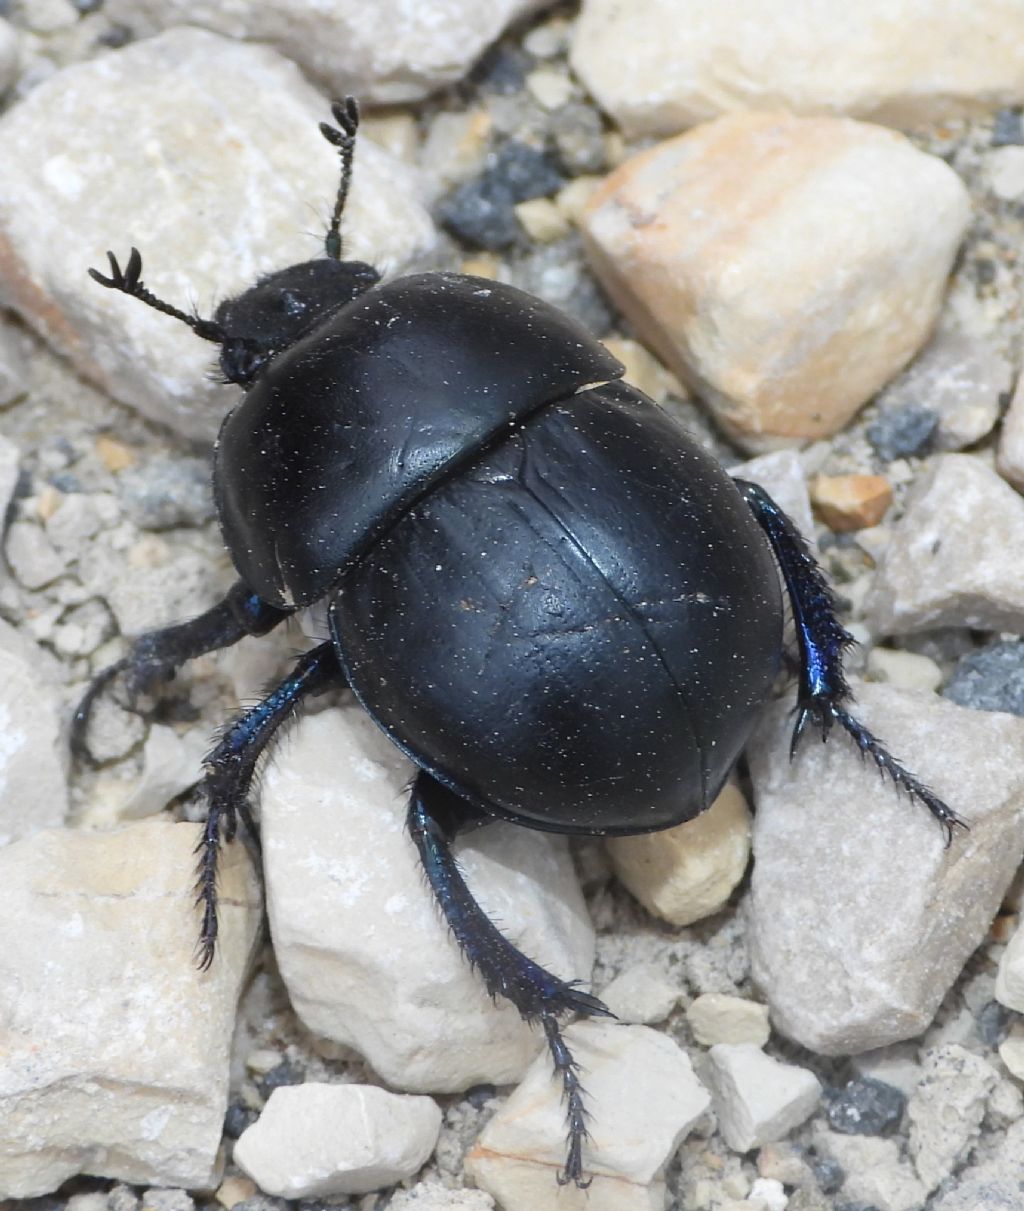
214;257;380;383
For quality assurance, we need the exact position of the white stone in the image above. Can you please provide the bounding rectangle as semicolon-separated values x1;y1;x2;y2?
581;113;968;448
907;1045;998;1193
389;1185;495;1210
234;1083;442;1198
5;520;64;589
465;1021;711;1210
0;622;68;847
747;682;1024;1055
812;1128;927;1211
261;702;596;1093
866;647;943;694
748;1179;787;1211
706;1044;820;1153
606;781;751;926
102;0;553;104
985;146;1024;200
866;455;1024;635
571;0;1024;137
687;994;771;1048
0;28;438;442
996;924;1024;1014
0;18;17;97
0;821;260;1197
117;724;208;820
598;963;680;1024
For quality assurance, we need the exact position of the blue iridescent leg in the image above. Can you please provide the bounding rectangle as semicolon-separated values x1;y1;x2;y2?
72;580;292;758
408;773;612;1187
735;478;966;842
197;641;344;968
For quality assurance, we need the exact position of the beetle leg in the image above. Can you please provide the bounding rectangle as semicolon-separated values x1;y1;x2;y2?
71;580;293;759
734;478;967;842
196;640;345;970
408;772;612;1187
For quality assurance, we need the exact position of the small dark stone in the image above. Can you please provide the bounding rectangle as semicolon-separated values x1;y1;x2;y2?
468;44;530;95
977;999;1015;1047
223;1101;258;1139
973;257;998;287
438;141;563;250
866;404;939;461
97;23;132;48
465;1082;498;1109
50;471;82;493
812;1157;845;1194
944;641;1024;716
257;1057;305;1097
824;1077;904;1135
993;109;1024;146
73;0;105;12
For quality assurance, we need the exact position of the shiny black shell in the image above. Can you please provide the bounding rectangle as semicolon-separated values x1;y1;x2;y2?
215;273;784;834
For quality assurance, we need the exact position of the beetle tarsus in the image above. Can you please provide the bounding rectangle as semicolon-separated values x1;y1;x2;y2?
408;773;612;1184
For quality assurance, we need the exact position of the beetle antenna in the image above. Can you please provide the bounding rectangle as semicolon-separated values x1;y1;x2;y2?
319;96;360;261
89;247;228;345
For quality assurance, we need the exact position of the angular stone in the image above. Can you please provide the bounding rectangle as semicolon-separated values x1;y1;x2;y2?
261;702;596;1093
102;0;552;104
747;682;1024;1054
706;1044;820;1153
581;113;968;448
907;1044;997;1193
571;0;1024;137
0;28;438;442
233;1084;442;1198
810;474;893;532
465;1021;711;1210
0;621;68;847
866;454;1024;634
996;923;1024;1012
687;994;771;1048
598;963;680;1025
0;820;260;1197
606;781;751;926
812;1128;927;1211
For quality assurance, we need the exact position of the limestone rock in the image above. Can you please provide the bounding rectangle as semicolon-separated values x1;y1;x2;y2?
598;963;680;1025
706;1044;820;1153
465;1021;711;1210
261;702;596;1093
747;682;1024;1054
234;1084;442;1198
581;113;968;448
571;0;1024;137
0;28;438;442
0;820;260;1197
997;369;1024;492
687;994;771;1048
866;454;1024;635
996;921;1024;1013
606;781;751;926
102;0;552;104
0;621;68;846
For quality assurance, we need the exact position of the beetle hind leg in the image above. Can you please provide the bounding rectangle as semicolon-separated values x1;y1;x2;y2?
408;772;611;1186
735;477;967;841
196;641;345;969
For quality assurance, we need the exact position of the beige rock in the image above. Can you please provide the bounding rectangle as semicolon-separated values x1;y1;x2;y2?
513;197;570;243
997;372;1024;491
607;782;751;926
0;821;260;1197
598;964;680;1024
687;994;771;1047
810;474;893;531
748;683;1024;1055
234;1084;442;1198
601;337;685;405
103;0;553;105
707;1044;820;1153
0;29;437;442
261;703;596;1094
571;0;1024;137
866;454;1024;634
465;1021;711;1210
865;647;943;694
996;922;1024;1014
580;112;968;448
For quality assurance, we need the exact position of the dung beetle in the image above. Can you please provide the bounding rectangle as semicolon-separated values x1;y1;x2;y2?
73;97;965;1186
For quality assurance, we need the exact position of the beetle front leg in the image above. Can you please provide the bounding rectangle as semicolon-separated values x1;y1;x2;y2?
72;580;294;758
735;478;966;841
407;772;612;1187
196;640;346;969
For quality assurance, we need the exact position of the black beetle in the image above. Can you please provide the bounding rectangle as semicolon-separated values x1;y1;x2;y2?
73;98;964;1186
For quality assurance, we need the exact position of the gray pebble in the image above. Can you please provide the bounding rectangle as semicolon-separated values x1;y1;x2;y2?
257;1057;306;1097
993;108;1024;146
944;641;1024;716
140;1191;193;1211
866;404;939;460
550;101;606;175
811;1156;845;1193
977;999;1015;1047
107;1186;140;1211
825;1077;905;1136
117;456;215;530
224;1101;259;1140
